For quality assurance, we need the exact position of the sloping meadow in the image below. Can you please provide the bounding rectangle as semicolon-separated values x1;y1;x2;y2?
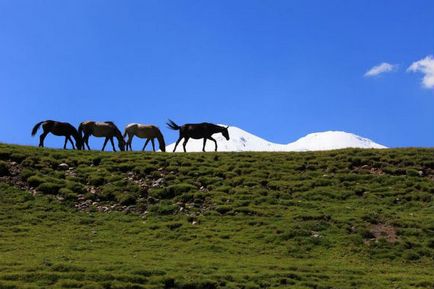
0;144;433;288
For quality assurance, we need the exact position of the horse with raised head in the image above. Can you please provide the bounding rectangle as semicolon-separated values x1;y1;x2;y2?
167;120;229;152
78;121;125;152
123;123;166;152
31;120;83;150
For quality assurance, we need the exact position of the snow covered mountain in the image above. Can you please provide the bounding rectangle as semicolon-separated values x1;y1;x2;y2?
285;131;387;151
165;126;387;152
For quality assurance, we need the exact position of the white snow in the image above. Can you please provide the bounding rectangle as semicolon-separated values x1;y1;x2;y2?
285;131;386;151
165;126;387;152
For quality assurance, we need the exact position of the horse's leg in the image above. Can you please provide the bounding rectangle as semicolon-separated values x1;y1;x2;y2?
182;137;189;152
102;137;109;151
83;133;91;150
68;136;76;150
202;138;207;152
173;137;183;152
209;137;218;151
127;134;133;151
85;137;91;150
39;131;48;147
142;139;150;151
110;137;116;152
125;134;133;151
63;137;68;149
151;139;155;152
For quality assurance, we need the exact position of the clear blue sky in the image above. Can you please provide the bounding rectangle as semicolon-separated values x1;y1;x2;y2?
0;0;433;149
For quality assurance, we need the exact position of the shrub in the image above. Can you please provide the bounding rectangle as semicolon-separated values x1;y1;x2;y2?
37;182;62;194
92;157;102;166
154;184;197;199
149;201;177;215
215;205;232;215
0;161;9;176
28;175;46;187
58;188;76;200
116;193;137;206
99;185;117;202
88;174;106;186
65;181;86;194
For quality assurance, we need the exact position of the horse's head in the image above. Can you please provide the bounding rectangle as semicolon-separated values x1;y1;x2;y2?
76;139;83;150
74;132;84;150
222;126;230;140
118;139;126;151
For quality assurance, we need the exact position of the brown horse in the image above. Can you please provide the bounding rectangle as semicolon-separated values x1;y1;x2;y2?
31;120;83;150
123;123;166;152
167;120;229;152
78;121;125;152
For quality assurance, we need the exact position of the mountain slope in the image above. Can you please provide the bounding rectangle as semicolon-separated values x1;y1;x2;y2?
166;126;386;152
0;144;433;289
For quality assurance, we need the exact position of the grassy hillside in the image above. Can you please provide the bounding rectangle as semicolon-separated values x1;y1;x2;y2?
0;143;433;289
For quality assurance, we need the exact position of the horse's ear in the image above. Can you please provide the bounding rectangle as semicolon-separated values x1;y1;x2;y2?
226;126;229;129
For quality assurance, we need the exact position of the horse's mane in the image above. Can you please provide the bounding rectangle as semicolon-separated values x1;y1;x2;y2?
104;121;115;126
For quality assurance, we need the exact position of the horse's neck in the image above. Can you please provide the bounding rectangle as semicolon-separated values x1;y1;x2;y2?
114;130;123;141
214;125;224;133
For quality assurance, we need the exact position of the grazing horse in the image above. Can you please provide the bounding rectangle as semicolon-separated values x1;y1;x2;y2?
78;121;125;152
123;123;166;152
167;120;229;152
31;120;82;150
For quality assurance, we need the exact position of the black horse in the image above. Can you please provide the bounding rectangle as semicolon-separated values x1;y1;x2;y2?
167;120;230;152
31;120;83;150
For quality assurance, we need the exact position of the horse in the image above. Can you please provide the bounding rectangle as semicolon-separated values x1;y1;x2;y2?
78;121;125;152
31;120;83;150
167;120;229;152
123;123;166;152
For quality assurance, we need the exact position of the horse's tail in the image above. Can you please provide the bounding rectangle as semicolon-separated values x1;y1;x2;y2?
166;119;180;130
123;123;134;138
78;122;85;136
31;121;45;136
155;127;166;152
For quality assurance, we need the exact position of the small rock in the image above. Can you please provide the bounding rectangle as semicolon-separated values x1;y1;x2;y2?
192;221;198;225
418;171;424;176
152;178;165;187
58;163;69;170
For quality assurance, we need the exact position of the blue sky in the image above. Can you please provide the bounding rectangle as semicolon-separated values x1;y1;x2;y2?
0;0;433;150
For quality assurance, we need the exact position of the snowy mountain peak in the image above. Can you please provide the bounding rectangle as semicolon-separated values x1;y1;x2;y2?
165;126;386;152
286;131;386;151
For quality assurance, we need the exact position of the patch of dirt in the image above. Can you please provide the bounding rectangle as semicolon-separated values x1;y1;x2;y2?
365;224;398;244
355;165;384;176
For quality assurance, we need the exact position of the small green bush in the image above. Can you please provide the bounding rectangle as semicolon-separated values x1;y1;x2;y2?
37;182;62;194
88;174;106;186
149;201;177;215
153;183;197;199
27;175;46;187
0;161;9;176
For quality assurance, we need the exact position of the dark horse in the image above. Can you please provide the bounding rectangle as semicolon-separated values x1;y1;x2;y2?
167;120;229;152
78;121;126;152
31;120;82;149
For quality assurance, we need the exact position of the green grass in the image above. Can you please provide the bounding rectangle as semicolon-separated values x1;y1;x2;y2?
0;143;433;288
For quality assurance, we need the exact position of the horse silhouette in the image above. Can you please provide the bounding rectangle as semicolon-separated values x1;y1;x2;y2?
31;120;82;150
167;120;229;152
